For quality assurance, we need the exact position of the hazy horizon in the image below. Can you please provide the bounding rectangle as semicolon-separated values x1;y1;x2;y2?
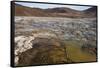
15;2;92;11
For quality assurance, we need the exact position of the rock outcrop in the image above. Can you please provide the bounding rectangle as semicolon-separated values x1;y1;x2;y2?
15;29;65;65
15;36;35;64
17;37;69;66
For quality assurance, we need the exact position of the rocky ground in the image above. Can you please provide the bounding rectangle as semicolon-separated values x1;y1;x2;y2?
14;16;97;66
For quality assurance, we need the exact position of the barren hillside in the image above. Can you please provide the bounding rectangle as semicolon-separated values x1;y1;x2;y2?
15;3;97;18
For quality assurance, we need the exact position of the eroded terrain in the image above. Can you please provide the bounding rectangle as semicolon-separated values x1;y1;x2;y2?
14;16;97;66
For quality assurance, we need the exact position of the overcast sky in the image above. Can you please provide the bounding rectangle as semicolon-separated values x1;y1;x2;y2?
15;2;92;11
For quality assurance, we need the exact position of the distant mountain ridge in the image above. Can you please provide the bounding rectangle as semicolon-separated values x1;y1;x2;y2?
83;6;97;17
15;3;97;18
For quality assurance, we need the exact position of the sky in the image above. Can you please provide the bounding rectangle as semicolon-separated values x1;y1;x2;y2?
15;2;92;11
